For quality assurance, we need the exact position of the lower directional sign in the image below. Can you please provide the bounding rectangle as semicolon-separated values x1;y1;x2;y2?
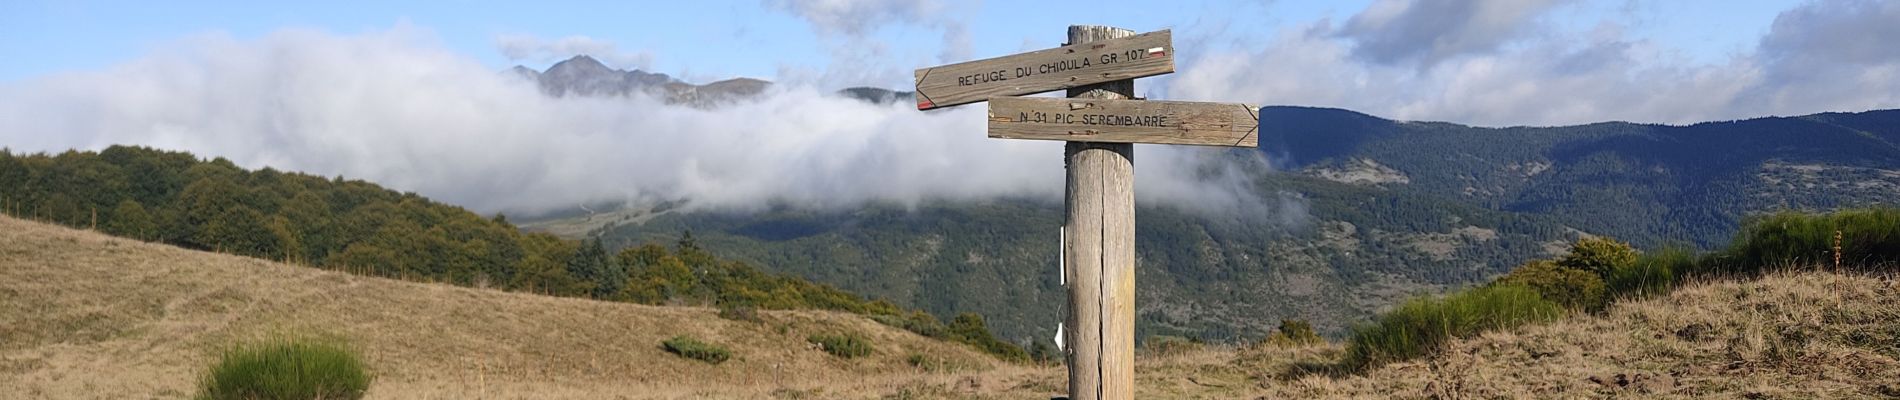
986;97;1259;147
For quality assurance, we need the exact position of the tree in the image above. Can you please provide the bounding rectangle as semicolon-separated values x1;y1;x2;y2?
564;239;621;299
103;199;156;240
513;233;581;296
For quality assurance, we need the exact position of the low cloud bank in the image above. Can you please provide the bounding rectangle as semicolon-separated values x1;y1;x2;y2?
0;27;1284;220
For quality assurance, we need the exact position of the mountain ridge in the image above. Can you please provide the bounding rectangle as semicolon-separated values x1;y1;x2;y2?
551;106;1900;345
509;55;914;106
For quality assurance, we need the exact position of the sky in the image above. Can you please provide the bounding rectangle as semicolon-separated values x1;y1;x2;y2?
2;0;1898;215
0;0;1798;85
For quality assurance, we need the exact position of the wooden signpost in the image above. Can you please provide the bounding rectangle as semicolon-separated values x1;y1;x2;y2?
914;30;1174;110
988;97;1259;147
917;25;1259;400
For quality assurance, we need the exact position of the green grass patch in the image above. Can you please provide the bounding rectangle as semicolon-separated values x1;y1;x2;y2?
1609;246;1693;298
662;335;732;364
1718;207;1900;275
808;333;873;359
197;337;371;400
1343;284;1563;370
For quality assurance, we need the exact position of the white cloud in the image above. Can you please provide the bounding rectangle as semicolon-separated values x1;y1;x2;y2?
495;34;653;70
0;26;1276;220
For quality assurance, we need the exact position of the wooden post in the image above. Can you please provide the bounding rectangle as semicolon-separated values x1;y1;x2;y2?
1063;24;1137;400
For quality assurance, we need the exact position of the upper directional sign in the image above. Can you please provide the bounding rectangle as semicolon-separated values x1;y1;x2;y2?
914;30;1173;110
987;97;1259;147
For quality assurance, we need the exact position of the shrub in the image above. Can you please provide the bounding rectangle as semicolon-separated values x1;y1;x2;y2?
809;333;873;358
1725;208;1900;274
1263;319;1325;347
1495;260;1607;311
662;335;732;364
1609;247;1692;298
1558;237;1639;279
1343;284;1563;370
198;338;371;400
1141;335;1203;357
947;313;1030;362
871;310;946;339
1027;341;1062;365
717;305;762;323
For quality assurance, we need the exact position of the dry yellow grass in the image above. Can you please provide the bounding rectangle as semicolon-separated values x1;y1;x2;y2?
0;215;1028;399
5;214;1898;399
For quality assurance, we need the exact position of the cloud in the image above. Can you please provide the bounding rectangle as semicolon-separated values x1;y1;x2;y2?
0;26;1271;219
495;34;653;70
1170;0;1900;127
1736;0;1900;117
764;0;973;87
1336;0;1574;68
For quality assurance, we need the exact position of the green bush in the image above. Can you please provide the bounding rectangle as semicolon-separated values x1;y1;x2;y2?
1263;319;1324;347
1558;237;1639;279
662;335;732;364
809;333;873;359
870;310;947;340
1495;260;1607;311
946;313;1029;362
1343;284;1563;370
198;338;371;400
1724;208;1900;274
1609;247;1692;298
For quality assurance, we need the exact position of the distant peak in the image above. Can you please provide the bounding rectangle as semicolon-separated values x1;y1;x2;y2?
563;54;601;65
547;55;613;73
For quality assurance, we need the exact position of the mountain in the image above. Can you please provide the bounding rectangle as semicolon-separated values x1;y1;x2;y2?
539;107;1900;346
837;87;915;105
511;55;913;106
1258;107;1900;247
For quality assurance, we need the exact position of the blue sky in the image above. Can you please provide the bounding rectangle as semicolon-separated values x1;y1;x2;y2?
0;0;1800;84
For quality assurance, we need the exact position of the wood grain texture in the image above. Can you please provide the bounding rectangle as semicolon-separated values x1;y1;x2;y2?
1062;24;1138;400
914;30;1172;110
987;97;1259;147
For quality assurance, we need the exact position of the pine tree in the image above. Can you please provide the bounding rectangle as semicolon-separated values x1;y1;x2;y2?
566;239;613;298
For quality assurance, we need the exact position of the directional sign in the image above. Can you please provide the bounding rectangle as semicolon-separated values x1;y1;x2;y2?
987;97;1259;147
914;30;1173;110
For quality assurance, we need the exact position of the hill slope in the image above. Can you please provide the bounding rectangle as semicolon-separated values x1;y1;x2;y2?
0;215;1017;399
898;270;1900;398
566;108;1900;344
6;215;1896;398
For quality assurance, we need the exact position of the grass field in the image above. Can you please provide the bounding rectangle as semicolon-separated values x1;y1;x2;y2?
4;214;1897;399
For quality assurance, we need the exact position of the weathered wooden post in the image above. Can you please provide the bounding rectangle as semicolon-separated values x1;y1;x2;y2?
1060;25;1137;399
916;24;1258;400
